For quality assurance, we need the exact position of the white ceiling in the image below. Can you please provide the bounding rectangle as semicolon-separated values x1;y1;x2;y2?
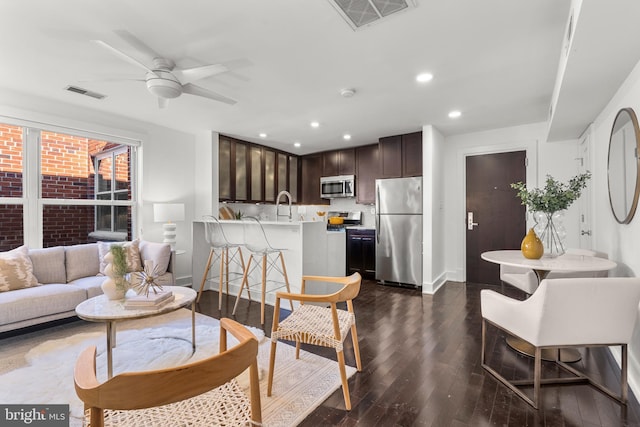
0;1;575;154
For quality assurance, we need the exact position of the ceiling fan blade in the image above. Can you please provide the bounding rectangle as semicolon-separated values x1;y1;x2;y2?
79;76;145;83
182;83;237;105
114;29;162;63
174;64;228;85
158;97;169;109
92;40;156;75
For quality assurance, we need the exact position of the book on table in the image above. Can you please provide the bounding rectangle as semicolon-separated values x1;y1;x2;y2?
124;290;174;309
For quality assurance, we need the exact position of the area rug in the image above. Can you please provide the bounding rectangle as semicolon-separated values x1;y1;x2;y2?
0;309;356;426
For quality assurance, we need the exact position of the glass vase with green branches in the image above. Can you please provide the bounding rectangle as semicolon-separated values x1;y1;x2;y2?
510;172;591;256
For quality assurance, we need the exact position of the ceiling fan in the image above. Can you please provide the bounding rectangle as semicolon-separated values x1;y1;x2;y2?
93;30;237;108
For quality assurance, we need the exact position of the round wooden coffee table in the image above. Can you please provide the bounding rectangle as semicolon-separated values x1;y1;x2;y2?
76;286;197;378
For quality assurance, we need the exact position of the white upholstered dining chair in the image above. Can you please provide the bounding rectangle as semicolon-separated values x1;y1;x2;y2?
481;277;640;409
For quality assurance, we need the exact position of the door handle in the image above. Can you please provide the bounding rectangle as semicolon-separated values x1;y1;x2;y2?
376;186;380;244
467;212;479;230
581;230;592;236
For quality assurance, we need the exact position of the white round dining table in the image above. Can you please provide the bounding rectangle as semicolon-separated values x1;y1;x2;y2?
481;250;617;362
481;250;617;282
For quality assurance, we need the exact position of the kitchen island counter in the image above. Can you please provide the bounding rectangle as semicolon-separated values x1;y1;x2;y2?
192;219;329;306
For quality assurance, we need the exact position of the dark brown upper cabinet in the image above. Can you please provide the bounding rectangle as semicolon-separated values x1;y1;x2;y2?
300;154;325;205
379;135;402;178
219;137;232;201
322;148;355;176
402;131;422;177
355;144;379;204
219;135;299;204
379;132;422;178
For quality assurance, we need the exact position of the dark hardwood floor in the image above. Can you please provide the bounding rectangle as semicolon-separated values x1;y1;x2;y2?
196;280;640;426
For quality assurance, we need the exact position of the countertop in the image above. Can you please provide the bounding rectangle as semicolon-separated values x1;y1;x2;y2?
200;219;322;226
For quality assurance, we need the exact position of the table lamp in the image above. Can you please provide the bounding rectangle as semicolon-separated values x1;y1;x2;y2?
153;203;185;249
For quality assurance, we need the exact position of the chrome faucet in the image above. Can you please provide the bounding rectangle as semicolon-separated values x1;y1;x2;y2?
276;190;292;222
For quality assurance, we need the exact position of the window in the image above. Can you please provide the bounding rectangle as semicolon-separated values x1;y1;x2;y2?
0;120;138;251
0;124;25;250
94;147;131;237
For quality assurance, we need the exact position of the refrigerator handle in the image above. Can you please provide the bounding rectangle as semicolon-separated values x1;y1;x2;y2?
376;185;380;244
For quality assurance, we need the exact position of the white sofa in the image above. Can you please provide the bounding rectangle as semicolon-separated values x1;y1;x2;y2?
0;240;174;333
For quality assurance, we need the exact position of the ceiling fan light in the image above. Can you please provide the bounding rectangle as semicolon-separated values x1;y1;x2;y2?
146;78;183;99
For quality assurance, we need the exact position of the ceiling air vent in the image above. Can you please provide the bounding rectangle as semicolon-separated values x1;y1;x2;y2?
328;0;416;30
64;85;106;100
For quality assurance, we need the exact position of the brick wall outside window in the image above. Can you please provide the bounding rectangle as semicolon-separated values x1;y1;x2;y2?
0;124;132;250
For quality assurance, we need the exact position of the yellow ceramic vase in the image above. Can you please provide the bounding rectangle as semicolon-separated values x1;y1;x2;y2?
521;228;543;259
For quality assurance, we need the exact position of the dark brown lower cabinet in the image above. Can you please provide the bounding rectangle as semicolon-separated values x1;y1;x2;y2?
346;229;376;279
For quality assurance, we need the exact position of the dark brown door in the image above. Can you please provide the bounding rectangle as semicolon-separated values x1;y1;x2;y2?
466;151;526;285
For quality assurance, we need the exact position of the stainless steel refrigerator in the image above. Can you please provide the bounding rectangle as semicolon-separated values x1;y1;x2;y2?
375;177;423;288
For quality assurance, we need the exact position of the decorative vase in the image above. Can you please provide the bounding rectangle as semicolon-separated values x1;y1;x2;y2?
521;228;543;259
101;251;129;300
101;277;127;300
533;211;566;257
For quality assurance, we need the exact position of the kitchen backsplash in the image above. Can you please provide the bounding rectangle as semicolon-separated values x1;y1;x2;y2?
221;198;376;228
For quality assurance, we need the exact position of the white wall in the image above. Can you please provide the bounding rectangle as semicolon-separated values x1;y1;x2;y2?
588;57;640;395
441;122;580;282
139;126;196;284
422;125;446;293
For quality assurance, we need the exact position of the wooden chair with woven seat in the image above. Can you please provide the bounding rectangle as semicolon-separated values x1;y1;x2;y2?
74;318;261;427
267;272;362;410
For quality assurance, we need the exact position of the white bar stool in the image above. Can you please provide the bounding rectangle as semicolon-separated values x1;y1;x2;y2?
196;215;246;309
232;216;293;324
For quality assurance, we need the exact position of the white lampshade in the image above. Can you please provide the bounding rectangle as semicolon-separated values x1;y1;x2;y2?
153;203;185;223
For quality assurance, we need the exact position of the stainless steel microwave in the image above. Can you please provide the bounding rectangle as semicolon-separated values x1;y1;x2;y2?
320;175;355;198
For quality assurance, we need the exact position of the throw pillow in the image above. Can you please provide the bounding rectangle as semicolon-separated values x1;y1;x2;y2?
0;246;38;292
28;246;66;284
139;240;172;276
98;240;143;274
65;243;100;282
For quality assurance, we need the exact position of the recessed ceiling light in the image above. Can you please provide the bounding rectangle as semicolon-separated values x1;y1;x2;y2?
340;88;356;98
343;134;351;140
259;133;267;138
448;110;462;118
294;142;301;148
310;121;320;128
416;73;433;83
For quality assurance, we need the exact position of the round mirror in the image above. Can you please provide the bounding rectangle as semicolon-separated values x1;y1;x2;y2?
608;107;640;224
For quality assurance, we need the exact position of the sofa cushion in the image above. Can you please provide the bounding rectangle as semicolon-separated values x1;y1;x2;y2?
68;276;106;299
0;246;38;292
0;284;86;325
139;240;172;276
98;240;142;274
65;243;100;282
29;246;66;284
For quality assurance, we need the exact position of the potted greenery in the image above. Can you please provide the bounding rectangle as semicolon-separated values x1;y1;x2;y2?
511;172;591;256
101;245;130;300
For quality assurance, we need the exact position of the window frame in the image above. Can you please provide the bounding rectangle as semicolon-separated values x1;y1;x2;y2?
0;116;140;249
